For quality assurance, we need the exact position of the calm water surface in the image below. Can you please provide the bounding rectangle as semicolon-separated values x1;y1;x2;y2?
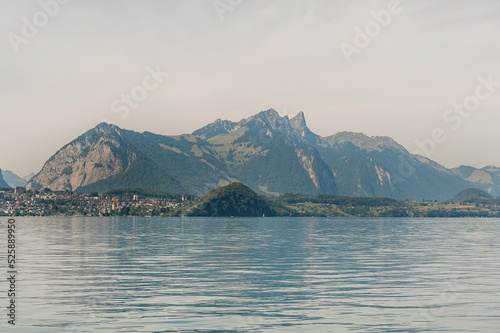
0;217;499;332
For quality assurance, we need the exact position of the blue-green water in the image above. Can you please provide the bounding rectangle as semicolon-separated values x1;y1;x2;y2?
1;217;499;332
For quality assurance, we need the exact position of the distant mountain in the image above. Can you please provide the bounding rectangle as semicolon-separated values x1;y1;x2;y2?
28;123;194;194
0;170;10;188
23;173;35;182
1;170;28;188
26;109;500;201
185;182;279;217
452;165;500;198
28;123;139;192
451;188;494;202
482;165;500;177
290;115;471;201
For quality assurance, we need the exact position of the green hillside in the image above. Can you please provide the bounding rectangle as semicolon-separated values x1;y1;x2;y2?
184;182;279;217
451;188;494;202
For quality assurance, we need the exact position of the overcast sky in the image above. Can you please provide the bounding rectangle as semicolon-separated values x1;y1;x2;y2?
1;0;500;176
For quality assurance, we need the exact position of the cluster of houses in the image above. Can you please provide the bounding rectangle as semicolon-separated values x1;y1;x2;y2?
0;188;191;216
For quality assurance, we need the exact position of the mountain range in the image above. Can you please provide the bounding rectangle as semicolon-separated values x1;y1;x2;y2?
2;170;31;188
0;169;33;188
25;109;500;201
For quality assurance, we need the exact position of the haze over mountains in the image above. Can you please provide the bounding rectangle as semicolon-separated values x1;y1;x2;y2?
23;109;500;201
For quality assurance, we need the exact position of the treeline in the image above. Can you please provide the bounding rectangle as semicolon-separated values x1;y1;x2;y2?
104;188;194;200
414;210;500;218
273;193;399;207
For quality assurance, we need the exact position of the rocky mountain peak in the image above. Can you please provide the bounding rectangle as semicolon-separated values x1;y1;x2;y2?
239;109;297;141
288;111;324;146
94;122;120;133
192;118;236;139
253;108;282;127
482;165;500;177
26;123;135;192
290;111;307;129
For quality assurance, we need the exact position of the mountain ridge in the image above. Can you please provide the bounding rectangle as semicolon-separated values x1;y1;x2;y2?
26;109;499;201
1;170;29;188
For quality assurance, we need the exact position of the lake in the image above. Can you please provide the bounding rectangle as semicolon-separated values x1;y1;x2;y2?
1;217;499;332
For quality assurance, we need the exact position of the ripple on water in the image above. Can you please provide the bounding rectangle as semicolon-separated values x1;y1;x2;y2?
0;217;499;332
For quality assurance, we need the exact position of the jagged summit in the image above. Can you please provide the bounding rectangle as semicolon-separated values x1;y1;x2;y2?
251;108;289;130
288;111;324;146
192;118;236;139
194;108;300;143
92;122;120;133
260;108;280;117
290;111;307;128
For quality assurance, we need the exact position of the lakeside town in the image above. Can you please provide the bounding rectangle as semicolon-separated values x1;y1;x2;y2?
1;185;500;218
0;187;193;217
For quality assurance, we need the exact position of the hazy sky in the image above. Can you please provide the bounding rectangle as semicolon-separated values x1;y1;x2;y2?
1;0;500;176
